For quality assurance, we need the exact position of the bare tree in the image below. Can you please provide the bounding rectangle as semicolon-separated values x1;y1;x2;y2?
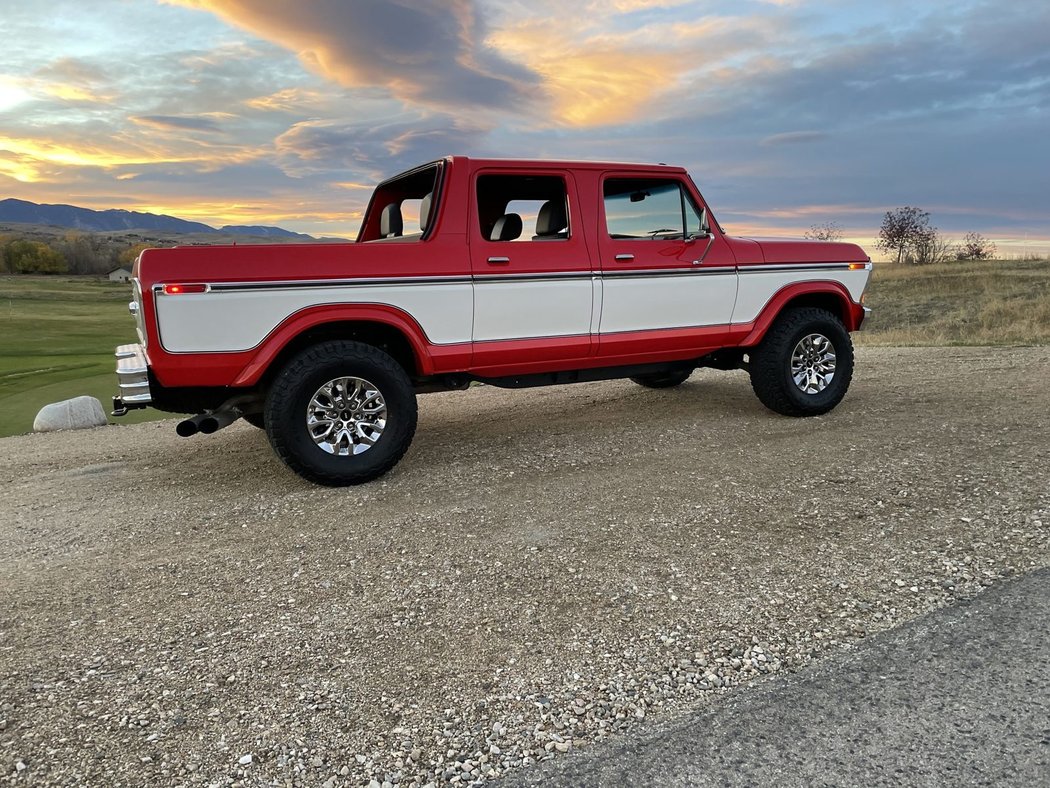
912;232;956;265
957;231;997;260
804;221;844;241
877;206;936;264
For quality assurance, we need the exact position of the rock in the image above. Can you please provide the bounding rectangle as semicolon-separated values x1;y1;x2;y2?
33;396;107;433
238;754;253;765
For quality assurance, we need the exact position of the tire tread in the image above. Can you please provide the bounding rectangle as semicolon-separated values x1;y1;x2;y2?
749;307;854;417
264;341;417;486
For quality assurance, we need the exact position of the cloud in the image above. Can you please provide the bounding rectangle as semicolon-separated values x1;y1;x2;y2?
132;115;224;133
488;12;776;127
34;57;110;87
760;131;829;146
275;116;488;178
166;0;541;112
244;88;325;112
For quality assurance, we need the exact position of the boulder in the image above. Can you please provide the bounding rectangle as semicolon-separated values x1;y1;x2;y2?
33;396;108;432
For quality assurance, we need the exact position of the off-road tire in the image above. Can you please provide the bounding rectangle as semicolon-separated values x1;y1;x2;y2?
629;369;693;389
264;341;417;486
749;307;854;417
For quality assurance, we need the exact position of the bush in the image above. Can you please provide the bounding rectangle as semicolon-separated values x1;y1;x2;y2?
3;240;68;274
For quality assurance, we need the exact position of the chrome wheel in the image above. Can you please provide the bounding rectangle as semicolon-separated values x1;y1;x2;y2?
306;376;387;456
790;333;836;394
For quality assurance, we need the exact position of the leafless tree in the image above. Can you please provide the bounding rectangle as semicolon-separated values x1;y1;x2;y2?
804;221;843;241
957;231;997;260
911;232;956;265
877;206;936;264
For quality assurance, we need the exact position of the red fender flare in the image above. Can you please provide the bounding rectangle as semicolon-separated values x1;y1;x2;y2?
739;281;862;346
232;303;437;386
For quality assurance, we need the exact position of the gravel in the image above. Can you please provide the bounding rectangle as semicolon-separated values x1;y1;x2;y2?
1;346;1048;786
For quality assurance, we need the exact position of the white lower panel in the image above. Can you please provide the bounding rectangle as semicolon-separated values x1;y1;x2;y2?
157;283;473;352
599;273;737;334
732;269;869;323
473;279;594;341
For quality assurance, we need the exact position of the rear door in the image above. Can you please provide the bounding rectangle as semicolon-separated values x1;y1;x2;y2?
469;169;595;369
596;173;738;359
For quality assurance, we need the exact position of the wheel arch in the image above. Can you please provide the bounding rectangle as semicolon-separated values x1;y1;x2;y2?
740;282;859;347
231;305;434;388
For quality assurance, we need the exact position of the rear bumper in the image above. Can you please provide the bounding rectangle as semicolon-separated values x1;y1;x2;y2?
113;343;153;416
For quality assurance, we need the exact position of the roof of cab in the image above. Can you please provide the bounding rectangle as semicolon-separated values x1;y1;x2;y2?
453;155;687;174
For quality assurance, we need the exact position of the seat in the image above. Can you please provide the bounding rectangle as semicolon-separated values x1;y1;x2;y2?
489;213;523;241
533;199;568;240
419;192;433;233
380;203;403;238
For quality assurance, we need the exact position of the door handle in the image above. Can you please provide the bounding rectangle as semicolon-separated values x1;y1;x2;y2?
615;254;634;261
487;256;510;265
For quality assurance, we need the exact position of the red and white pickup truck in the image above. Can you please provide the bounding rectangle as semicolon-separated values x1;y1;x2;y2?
114;156;871;485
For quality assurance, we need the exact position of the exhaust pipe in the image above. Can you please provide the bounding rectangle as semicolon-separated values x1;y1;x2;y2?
198;410;238;434
176;414;208;437
175;395;261;438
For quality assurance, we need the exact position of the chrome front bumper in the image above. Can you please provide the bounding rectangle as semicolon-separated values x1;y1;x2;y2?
113;343;153;416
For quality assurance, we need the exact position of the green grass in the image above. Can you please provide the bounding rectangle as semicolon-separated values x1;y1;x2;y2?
856;258;1050;346
0;275;164;437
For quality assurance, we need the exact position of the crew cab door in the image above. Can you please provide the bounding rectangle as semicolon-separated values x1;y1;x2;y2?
469;169;595;369
595;173;738;360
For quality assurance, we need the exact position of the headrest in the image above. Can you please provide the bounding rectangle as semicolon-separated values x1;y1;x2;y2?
490;213;523;241
419;192;433;232
536;199;568;236
380;203;403;237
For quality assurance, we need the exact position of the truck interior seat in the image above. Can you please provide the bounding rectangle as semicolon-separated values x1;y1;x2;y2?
380;203;403;238
490;213;523;241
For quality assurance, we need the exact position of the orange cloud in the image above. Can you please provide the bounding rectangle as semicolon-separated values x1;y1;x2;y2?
245;87;324;112
39;83;109;103
488;16;748;127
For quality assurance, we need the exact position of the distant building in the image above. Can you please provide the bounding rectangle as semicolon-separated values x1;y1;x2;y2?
108;267;132;282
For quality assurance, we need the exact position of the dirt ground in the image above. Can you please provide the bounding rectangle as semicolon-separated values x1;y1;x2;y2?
1;346;1048;786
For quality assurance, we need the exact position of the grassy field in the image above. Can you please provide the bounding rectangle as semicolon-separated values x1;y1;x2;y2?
857;258;1050;346
0;276;164;437
1;260;1047;438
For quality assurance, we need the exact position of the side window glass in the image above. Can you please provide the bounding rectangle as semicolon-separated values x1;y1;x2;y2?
604;178;704;239
476;174;570;242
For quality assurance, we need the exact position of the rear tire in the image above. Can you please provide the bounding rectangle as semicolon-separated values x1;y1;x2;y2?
748;307;853;417
264;341;417;486
630;369;693;389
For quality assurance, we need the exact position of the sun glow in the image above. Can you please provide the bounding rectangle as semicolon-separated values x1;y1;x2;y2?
0;78;32;111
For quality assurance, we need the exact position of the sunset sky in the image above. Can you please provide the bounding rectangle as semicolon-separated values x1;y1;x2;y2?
1;0;1047;253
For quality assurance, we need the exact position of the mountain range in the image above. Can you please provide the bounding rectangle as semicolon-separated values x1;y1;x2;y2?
0;198;314;239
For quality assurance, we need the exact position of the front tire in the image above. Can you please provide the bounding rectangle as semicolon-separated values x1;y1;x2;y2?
748;307;854;417
264;341;417;486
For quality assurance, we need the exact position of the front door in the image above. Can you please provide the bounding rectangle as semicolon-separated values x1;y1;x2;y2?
596;174;738;360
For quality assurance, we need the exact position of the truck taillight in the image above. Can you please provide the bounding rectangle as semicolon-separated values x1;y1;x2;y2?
162;283;209;295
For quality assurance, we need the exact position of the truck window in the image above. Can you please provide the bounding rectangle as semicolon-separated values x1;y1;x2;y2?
604;177;705;240
359;162;440;242
476;174;570;242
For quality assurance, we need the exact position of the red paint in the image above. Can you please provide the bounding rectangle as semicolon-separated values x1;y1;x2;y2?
130;156;871;396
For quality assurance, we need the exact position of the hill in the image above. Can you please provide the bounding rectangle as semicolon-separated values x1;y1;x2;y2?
0;198;315;239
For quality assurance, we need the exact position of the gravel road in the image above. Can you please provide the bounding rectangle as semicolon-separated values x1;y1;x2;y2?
1;346;1048;787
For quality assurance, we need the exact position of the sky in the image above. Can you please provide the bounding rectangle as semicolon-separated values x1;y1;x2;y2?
0;0;1048;254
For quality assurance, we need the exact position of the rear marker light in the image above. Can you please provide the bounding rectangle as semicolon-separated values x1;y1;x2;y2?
163;283;209;295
